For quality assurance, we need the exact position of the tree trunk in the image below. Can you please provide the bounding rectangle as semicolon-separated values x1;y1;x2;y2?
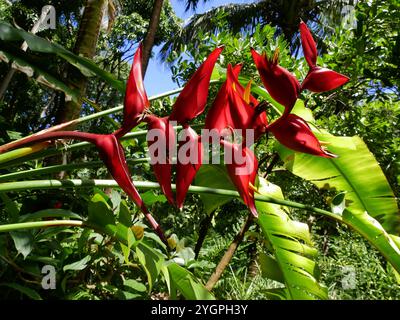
56;0;106;124
141;0;164;76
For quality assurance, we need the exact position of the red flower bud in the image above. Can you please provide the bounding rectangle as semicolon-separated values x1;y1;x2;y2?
251;48;300;109
222;140;258;217
301;67;350;93
269;114;337;158
146;115;176;205
116;43;149;138
169;47;224;125
176;126;203;209
299;21;318;68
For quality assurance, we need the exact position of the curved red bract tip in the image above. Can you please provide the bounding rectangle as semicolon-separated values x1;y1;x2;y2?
299;21;318;68
119;43;150;137
169;46;224;125
251;48;300;110
269;114;337;158
301;67;350;93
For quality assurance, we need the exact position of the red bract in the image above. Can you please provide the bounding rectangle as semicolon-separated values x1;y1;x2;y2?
205;64;242;133
301;67;350;93
251;48;300;110
299;21;318;68
226;65;268;142
269;114;337;158
176;126;203;209
115;43;150;138
169;47;224;125
299;22;349;93
146;115;176;205
222;140;258;217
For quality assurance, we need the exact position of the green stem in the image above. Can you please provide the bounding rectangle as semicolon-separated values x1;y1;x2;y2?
0;220;84;232
0;178;341;222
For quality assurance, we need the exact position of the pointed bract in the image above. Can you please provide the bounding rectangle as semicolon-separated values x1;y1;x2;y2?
146;116;176;205
301;67;350;93
176;126;203;209
299;21;318;68
117;43;149;137
251;48;300;110
269;114;337;158
222;140;258;217
169;47;224;125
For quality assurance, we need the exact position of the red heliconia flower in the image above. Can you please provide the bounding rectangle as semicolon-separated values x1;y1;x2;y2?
169;46;224;125
205;64;268;142
301;67;350;93
115;43;150;138
299;21;318;68
299;22;350;93
176;125;203;209
269;114;337;158
251;48;300;110
221;140;258;217
145;115;176;205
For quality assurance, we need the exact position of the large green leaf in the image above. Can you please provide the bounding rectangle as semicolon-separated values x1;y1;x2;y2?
0;21;125;92
256;177;328;300
252;81;399;233
276;133;400;233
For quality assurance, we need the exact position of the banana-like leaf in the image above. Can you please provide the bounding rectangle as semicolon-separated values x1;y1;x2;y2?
0;48;80;101
252;81;399;233
276;134;400;233
342;208;400;273
0;21;125;92
256;178;328;300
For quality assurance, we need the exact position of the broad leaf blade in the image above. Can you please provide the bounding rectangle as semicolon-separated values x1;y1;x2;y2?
276;133;400;233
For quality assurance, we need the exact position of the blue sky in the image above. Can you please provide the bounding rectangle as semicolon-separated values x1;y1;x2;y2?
144;0;253;96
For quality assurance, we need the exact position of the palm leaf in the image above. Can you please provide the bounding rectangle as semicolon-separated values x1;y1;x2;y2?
256;177;328;300
0;21;125;92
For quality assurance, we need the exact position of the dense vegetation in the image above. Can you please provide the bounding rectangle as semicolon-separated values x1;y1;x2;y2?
0;0;399;300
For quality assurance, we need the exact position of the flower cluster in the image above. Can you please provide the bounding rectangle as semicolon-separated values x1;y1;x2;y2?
2;23;349;237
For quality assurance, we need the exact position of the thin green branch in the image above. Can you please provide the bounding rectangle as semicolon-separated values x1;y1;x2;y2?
0;158;149;182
